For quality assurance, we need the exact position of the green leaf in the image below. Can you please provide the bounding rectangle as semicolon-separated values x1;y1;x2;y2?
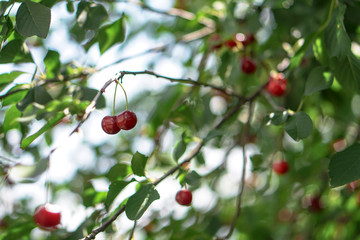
21;112;66;149
73;87;106;109
0;1;10;16
329;143;360;187
265;111;288;126
185;170;201;188
0;16;14;45
44;50;61;78
173;132;188;162
1;85;28;106
324;3;351;60
105;180;133;209
125;184;160;220
313;37;330;67
106;163;132;182
98;15;126;54
0;71;24;91
131;152;148;177
4;104;22;133
15;0;51;38
330;53;360;92
0;39;33;63
284;111;313;141
304;67;333;96
76;1;108;30
16;86;53;111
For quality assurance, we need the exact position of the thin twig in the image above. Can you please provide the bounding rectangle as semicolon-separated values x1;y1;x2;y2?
217;101;253;240
128;220;137;240
83;205;126;240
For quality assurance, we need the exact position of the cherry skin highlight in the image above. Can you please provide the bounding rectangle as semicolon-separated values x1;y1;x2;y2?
266;73;287;96
273;160;289;175
241;57;257;74
34;204;61;230
176;189;192;206
101;116;121;134
116;110;137;130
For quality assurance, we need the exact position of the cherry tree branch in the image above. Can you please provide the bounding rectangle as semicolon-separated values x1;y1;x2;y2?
119;70;244;99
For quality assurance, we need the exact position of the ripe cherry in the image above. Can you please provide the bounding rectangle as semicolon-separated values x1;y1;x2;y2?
34;204;61;230
266;73;287;96
224;39;237;49
236;33;256;47
101;116;120;134
272;160;289;175
116;110;137;130
308;196;323;213
175;189;192;206
241;57;257;74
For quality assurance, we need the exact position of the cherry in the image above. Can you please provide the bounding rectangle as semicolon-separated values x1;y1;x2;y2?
175;189;192;206
116;110;137;130
266;73;287;96
272;160;289;175
33;204;61;230
236;33;256;47
224;39;237;49
308;196;323;213
241;57;257;74
101;115;120;134
347;180;358;192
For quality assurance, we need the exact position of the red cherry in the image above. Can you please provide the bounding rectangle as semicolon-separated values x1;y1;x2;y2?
272;160;289;175
308;196;323;212
175;189;192;206
224;39;237;49
266;74;287;96
34;204;61;230
241;57;257;74
116;110;137;130
237;33;256;47
101;116;121;134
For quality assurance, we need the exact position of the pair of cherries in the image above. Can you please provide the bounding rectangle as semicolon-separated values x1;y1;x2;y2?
101;110;137;134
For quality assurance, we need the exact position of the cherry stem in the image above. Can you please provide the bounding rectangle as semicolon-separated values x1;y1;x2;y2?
112;83;118;116
45;157;51;204
117;81;129;111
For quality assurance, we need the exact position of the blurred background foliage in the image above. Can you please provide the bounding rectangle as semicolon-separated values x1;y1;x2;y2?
1;0;360;239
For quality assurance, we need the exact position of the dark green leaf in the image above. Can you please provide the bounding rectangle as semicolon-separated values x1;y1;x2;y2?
329;143;360;187
0;71;24;91
3;104;22;133
330;52;360;92
185;170;201;187
76;2;108;30
173;133;187;162
324;3;351;60
106;163;132;182
0;39;33;63
284;111;313;141
98;15;126;54
73;87;106;109
125;184;160;220
131;152;148;177
304;67;333;95
21;112;66;149
15;0;51;38
105;180;133;209
265;111;288;126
